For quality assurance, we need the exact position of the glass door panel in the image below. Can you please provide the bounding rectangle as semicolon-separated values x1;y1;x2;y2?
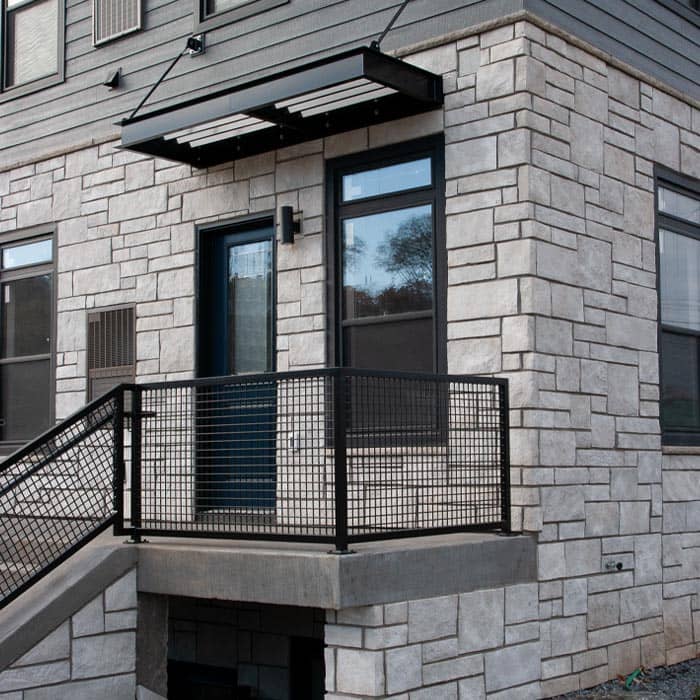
2;275;51;358
227;240;272;374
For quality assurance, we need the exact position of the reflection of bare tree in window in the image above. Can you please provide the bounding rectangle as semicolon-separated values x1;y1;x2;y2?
377;213;432;285
344;212;433;318
343;235;366;273
372;213;432;315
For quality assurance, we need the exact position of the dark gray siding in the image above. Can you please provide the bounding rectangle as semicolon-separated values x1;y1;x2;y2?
0;0;698;167
525;0;700;100
0;0;525;166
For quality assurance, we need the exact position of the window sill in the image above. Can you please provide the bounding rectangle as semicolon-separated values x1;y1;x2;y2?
0;72;63;103
662;445;700;455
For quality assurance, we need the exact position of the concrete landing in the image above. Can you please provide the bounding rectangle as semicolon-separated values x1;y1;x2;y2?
133;531;537;609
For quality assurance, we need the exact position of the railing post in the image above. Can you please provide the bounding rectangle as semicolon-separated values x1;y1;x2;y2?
129;386;143;543
332;369;350;554
499;380;512;534
113;387;125;536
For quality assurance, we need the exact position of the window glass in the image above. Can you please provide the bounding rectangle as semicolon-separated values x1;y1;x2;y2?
227;239;272;374
205;0;253;15
659;229;700;331
342;158;431;202
342;205;433;320
661;332;700;430
1;275;51;358
659;187;700;224
0;359;50;441
2;238;52;269
343;317;433;372
5;0;58;88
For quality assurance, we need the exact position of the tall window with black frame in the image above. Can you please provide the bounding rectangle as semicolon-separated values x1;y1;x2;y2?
657;170;700;444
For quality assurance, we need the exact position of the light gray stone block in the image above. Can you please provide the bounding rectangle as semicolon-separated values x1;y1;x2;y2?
445;137;497;178
72;595;105;638
535;317;572;355
607;364;639;417
505;583;538;624
25;675;136;700
551;615;587;654
458;588;504;652
458;675;485;700
563;578;588;616
72;632;136;678
408;595;457;643
634;534;662;585
484;641;540;692
109;186;168;222
570;113;603;170
12;622;69;666
386;645;422;694
423;654;483;685
565;539;601;577
410;681;458;700
476;59;515;101
619;501;650;535
335;648;384;696
0;662;70;692
585;502;620;537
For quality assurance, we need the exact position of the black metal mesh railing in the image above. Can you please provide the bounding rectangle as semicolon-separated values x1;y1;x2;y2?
0;368;509;609
121;369;510;549
0;390;120;609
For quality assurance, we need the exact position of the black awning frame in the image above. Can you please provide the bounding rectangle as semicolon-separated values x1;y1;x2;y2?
119;47;444;168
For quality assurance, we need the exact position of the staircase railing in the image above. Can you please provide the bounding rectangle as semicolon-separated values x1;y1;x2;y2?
0;388;121;610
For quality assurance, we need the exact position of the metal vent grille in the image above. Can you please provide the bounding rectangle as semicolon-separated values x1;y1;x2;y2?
93;0;141;45
88;307;135;370
87;307;135;399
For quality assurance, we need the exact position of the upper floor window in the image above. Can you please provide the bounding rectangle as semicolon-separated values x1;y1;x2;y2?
196;0;287;32
658;169;700;444
1;0;63;94
328;138;445;374
93;0;141;45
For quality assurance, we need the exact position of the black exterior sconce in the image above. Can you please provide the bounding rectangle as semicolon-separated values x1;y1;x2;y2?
280;206;300;244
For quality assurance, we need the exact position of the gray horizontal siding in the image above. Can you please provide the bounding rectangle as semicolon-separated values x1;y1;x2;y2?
1;0;525;166
1;0;698;168
525;0;700;100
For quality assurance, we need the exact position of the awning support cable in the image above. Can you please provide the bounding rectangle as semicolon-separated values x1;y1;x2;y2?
370;0;412;51
125;36;203;123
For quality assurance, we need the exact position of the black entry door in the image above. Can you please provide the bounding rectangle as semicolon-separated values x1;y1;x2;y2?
197;223;276;510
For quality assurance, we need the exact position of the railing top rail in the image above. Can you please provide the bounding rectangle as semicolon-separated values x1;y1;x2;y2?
125;368;509;392
0;385;121;474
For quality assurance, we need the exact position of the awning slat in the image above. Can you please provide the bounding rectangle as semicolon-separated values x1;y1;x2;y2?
119;47;443;168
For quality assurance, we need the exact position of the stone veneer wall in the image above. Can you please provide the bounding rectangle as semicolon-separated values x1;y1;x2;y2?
441;19;700;695
326;589;541;699
0;569;137;699
0;13;699;699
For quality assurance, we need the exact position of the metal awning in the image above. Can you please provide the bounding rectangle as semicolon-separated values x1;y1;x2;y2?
119;47;444;168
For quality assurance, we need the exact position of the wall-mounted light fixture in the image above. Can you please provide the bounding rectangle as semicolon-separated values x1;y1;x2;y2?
280;206;301;244
187;34;205;57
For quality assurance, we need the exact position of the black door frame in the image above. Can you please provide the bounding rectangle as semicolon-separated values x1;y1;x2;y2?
195;213;277;379
194;214;277;512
